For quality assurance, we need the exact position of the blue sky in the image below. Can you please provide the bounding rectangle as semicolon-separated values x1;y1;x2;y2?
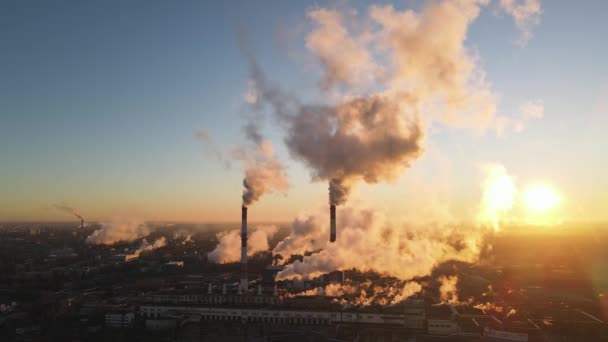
1;0;607;222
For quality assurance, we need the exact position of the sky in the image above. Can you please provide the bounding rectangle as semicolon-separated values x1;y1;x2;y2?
0;0;607;224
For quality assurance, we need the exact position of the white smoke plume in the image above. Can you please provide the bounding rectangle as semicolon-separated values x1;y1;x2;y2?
86;218;151;245
293;280;422;306
305;8;380;90
439;275;460;304
274;207;488;281
133;237;167;256
248;0;501;206
499;0;542;46
53;203;83;221
173;230;193;244
208;225;278;263
237;138;289;206
196;124;288;207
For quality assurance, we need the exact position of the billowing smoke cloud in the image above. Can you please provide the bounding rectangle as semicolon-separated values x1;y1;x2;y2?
196;124;288;207
293;280;422;306
196;124;288;206
274;207;488;281
86;218;151;245
208;225;278;263
439;275;460;304
237;137;289;206
499;0;542;46
305;8;380;90
53;203;83;221
285;95;424;205
248;0;501;206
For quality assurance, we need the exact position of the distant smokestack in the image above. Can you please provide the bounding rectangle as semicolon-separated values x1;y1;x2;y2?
240;206;248;292
330;205;336;242
222;283;227;295
208;283;213;295
80;218;84;229
257;284;262;296
273;284;278;296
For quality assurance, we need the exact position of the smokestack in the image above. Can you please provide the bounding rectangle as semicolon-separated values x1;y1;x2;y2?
240;206;248;293
330;204;336;242
257;284;262;296
273;284;278;296
208;283;213;295
80;218;84;229
222;283;227;295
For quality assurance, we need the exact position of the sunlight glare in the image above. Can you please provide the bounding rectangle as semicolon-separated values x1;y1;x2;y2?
524;185;560;212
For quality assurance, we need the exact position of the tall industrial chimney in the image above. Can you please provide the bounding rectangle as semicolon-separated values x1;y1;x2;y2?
330;205;336;242
240;206;248;293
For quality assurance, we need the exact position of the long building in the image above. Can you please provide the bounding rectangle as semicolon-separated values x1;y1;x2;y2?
140;304;425;328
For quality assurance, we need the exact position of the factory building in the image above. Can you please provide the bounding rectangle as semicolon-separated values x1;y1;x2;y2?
105;310;134;328
139;304;424;328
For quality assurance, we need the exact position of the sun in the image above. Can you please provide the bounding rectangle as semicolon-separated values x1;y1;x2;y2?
524;185;560;213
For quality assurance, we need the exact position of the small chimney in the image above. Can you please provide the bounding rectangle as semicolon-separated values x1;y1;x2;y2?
80;218;84;229
273;284;278;297
208;283;213;295
222;283;227;295
330;205;336;242
240;206;248;292
257;284;262;296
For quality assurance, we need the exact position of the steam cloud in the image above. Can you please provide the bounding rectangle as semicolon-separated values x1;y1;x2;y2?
86;218;151;245
439;275;460;304
208;225;278;263
246;0;507;206
273;207;489;281
293;280;422;306
237;138;289;206
132;237;167;256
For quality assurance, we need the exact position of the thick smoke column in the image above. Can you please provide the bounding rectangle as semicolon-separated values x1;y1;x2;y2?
53;203;84;227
